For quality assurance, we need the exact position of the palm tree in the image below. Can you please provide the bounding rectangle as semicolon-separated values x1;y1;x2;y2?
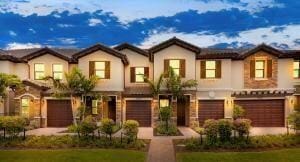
144;73;164;98
0;73;22;100
44;67;98;125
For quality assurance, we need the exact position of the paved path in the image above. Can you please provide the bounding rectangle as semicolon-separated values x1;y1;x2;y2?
147;138;175;162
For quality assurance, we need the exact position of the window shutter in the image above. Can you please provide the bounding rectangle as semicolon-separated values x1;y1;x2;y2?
164;59;169;77
89;61;95;77
144;67;149;79
105;61;110;79
267;59;272;78
250;60;255;78
216;60;222;78
180;59;186;77
200;61;206;78
130;67;135;83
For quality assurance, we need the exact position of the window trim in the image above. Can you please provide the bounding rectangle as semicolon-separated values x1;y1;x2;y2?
168;59;181;76
34;63;45;80
52;64;63;80
254;59;266;79
134;66;146;83
294;60;300;79
94;61;106;79
204;60;217;79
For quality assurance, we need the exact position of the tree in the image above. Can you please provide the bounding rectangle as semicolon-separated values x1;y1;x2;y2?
144;73;164;98
0;73;22;100
44;67;98;125
165;68;198;99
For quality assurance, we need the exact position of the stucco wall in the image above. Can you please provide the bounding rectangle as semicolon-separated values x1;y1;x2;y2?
0;61;15;74
231;60;244;89
278;58;294;89
28;54;69;81
153;45;196;85
120;48;153;87
77;50;124;91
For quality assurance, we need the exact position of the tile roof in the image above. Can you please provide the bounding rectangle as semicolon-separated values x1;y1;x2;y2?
114;43;149;57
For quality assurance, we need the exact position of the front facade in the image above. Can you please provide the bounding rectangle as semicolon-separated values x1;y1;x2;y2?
0;37;299;128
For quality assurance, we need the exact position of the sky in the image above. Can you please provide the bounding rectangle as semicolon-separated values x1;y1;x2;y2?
0;0;299;50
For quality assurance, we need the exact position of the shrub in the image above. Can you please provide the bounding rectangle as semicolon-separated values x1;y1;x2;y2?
194;127;204;135
100;118;115;140
123;120;139;143
218;119;233;142
190;121;199;129
68;115;97;137
156;122;177;135
0;116;28;137
203;119;218;144
233;104;245;119
159;106;172;131
233;118;251;138
288;112;300;130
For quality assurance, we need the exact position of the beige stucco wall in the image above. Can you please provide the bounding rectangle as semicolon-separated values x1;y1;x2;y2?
196;59;232;90
231;60;244;89
77;50;124;91
278;58;294;89
0;61;15;74
0;61;28;80
153;45;196;88
120;49;153;87
28;54;69;81
15;63;29;80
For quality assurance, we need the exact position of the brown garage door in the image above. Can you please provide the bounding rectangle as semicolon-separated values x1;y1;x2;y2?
198;100;224;125
47;100;73;127
235;100;284;127
126;100;151;127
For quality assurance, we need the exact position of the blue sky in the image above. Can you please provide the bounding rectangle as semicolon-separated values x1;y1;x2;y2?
0;0;299;50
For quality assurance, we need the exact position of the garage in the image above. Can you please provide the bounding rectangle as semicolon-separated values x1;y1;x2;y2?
126;100;151;127
198;100;224;125
235;99;285;127
47;100;73;127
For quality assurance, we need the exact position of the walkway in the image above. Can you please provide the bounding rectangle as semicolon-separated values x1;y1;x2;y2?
147;138;175;162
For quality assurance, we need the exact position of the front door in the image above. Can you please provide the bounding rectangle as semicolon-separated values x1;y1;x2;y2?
177;97;189;126
108;96;116;122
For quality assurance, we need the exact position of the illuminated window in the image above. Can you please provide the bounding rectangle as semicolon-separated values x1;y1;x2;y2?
34;63;45;80
294;61;300;78
92;100;98;114
135;67;145;82
21;98;29;117
205;61;216;78
255;60;265;78
169;60;180;75
95;61;106;79
159;99;170;108
53;64;63;80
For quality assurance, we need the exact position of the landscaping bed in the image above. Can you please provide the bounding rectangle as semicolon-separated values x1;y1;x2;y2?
153;127;183;136
174;134;300;152
0;135;149;151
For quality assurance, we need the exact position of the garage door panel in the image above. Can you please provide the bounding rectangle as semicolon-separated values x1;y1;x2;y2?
235;100;284;127
198;100;224;125
126;100;151;127
47;100;73;127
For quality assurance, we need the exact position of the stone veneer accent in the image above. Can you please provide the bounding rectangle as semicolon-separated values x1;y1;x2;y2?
244;51;278;89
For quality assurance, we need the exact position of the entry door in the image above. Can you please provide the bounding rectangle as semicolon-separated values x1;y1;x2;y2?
108;96;116;121
177;97;189;126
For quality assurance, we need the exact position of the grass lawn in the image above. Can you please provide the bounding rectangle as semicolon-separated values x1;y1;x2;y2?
177;148;300;162
0;149;146;162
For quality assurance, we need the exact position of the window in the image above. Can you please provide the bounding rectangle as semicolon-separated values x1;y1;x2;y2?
169;60;180;75
205;61;216;78
21;98;29;117
92;100;98;114
294;60;300;78
53;64;63;80
135;67;145;82
95;61;106;79
255;60;265;78
34;63;45;80
159;99;170;108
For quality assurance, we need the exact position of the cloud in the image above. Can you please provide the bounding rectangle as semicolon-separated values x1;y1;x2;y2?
29;28;36;33
0;0;284;23
139;25;300;49
88;18;103;26
57;24;74;28
9;31;17;36
5;42;42;49
58;38;76;45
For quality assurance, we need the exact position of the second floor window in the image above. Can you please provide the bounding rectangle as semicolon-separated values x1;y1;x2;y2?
34;63;45;80
255;60;265;78
200;60;221;79
205;61;216;78
95;61;105;79
53;64;63;80
169;60;180;75
294;60;300;78
130;67;149;83
164;59;185;77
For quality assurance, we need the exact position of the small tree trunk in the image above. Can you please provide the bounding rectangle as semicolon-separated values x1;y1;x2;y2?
71;95;77;126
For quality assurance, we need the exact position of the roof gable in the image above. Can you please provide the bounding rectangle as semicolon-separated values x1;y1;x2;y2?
238;44;284;59
73;43;129;65
114;43;148;57
21;47;71;62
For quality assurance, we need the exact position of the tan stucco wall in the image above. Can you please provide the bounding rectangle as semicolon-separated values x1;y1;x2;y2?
120;49;153;87
278;58;294;89
231;60;244;89
77;50;124;91
28;54;69;81
153;45;196;87
0;61;28;80
0;61;14;74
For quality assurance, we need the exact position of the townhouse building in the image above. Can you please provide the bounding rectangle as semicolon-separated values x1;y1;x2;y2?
0;37;299;128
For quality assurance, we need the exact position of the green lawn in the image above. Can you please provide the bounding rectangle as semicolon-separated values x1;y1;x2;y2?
177;148;300;162
0;149;146;162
